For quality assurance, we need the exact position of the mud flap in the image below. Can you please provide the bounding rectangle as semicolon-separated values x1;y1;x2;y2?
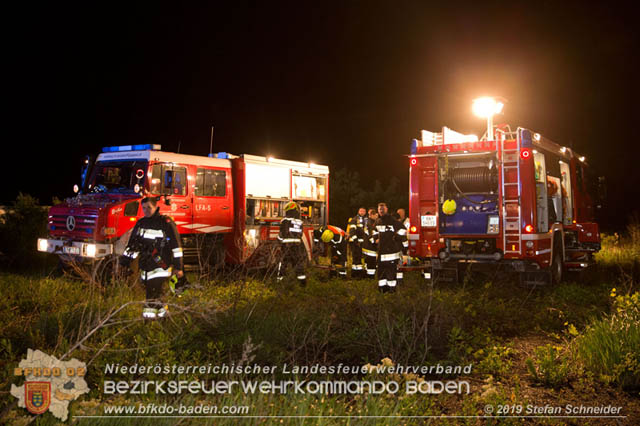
519;270;551;286
430;260;459;284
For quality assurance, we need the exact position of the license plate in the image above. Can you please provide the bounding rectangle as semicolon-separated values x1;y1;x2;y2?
63;246;80;255
421;215;437;227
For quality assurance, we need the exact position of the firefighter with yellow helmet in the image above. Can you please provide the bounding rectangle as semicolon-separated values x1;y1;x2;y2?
313;224;348;278
277;201;307;286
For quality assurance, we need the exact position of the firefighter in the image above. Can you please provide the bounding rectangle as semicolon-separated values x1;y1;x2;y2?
277;201;307;286
121;196;184;319
347;207;367;279
313;225;348;278
395;208;410;285
396;208;410;230
375;202;406;293
362;208;379;279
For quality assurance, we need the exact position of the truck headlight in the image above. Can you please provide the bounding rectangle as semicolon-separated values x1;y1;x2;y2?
85;244;97;257
37;238;49;252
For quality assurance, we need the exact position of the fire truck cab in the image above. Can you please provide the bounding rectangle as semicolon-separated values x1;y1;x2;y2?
37;144;329;271
408;126;601;285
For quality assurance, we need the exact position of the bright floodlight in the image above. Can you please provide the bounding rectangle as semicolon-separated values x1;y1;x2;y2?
472;96;504;141
472;97;504;118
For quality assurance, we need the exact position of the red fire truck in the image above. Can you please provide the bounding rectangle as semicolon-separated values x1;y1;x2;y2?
407;126;601;285
37;145;329;271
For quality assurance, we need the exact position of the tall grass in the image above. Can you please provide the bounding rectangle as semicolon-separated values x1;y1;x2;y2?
596;212;640;266
575;291;640;390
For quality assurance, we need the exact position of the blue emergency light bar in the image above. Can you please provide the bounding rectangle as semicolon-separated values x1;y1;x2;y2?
410;139;418;155
208;152;230;159
518;129;533;148
102;144;162;153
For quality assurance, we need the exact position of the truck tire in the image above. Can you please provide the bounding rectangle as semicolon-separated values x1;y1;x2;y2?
91;255;118;286
199;235;225;275
551;240;563;285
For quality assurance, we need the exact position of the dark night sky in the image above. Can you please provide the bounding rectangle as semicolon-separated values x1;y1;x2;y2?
5;1;639;230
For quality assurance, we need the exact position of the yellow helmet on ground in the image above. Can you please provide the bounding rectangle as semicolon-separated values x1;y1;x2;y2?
442;199;457;215
284;201;299;212
321;229;334;243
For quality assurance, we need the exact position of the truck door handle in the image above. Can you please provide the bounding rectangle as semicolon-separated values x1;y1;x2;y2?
221;206;230;210
181;205;190;209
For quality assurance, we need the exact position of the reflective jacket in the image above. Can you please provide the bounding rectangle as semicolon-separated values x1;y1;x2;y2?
347;214;367;244
374;214;407;260
278;216;304;244
362;216;378;256
122;209;184;272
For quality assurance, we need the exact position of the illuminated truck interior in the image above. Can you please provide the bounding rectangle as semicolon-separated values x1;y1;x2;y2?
437;153;500;256
244;169;327;226
86;161;148;194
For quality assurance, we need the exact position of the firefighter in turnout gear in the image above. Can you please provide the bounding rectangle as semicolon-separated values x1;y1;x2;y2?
277;201;307;286
313;225;347;278
362;208;379;279
347;207;367;279
374;202;406;293
395;208;410;285
121;196;184;319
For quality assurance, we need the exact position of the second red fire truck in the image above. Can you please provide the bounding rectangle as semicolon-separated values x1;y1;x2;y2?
37;145;329;272
407;126;601;285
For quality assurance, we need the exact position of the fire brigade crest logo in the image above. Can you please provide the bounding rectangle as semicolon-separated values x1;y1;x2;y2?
66;215;76;231
25;382;51;415
11;349;89;421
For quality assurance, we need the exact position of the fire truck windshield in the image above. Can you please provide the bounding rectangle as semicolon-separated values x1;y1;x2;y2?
87;161;148;194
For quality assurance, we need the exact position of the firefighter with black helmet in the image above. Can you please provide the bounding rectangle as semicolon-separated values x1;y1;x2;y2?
121;196;184;319
313;225;347;278
375;202;406;293
277;201;307;286
347;207;367;279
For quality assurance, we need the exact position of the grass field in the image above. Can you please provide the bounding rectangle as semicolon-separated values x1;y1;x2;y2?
1;233;639;425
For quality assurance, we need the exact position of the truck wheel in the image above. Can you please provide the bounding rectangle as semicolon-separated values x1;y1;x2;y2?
210;241;225;269
199;236;225;276
551;244;563;285
91;255;118;286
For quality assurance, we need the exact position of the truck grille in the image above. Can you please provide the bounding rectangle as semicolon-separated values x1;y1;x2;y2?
49;207;99;239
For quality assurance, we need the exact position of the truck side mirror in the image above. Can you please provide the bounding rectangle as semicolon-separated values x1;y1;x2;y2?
80;155;93;192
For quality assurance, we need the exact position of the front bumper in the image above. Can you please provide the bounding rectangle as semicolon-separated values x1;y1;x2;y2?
37;238;113;258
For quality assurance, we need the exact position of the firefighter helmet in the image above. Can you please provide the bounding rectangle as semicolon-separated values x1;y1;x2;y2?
321;229;334;243
443;199;457;215
284;201;299;212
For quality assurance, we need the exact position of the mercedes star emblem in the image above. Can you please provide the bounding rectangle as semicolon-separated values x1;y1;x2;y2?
66;216;76;231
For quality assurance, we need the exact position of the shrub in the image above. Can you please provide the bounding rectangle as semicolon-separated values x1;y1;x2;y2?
575;292;640;390
526;344;570;388
0;193;49;269
475;344;514;379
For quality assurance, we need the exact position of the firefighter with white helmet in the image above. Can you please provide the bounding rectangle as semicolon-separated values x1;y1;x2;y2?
313;224;348;278
121;196;184;319
277;201;307;286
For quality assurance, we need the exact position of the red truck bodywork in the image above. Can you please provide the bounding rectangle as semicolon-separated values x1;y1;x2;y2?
38;146;329;269
407;127;600;284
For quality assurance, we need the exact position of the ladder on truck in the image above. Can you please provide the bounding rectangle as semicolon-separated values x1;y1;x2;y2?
500;131;522;255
